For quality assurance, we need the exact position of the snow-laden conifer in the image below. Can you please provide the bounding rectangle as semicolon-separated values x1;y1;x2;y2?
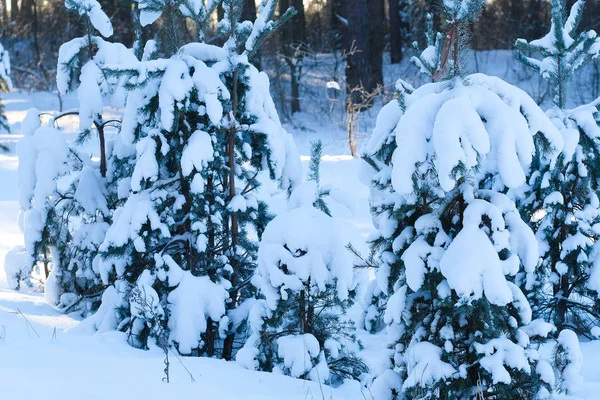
515;0;600;340
364;1;568;398
7;0;139;313
92;0;301;361
0;42;11;136
237;141;367;383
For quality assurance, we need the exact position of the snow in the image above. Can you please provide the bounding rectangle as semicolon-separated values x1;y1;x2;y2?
276;333;321;378
403;341;456;390
2;47;600;398
0;42;12;92
389;75;561;195
100;191;170;255
167;271;229;354
66;0;114;38
254;205;358;309
440;221;511;305
557;329;584;393
474;338;531;384
0;290;367;399
180;129;214;176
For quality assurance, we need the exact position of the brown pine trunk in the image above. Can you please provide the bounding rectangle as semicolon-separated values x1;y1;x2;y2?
1;0;8;26
19;0;32;23
10;0;18;21
344;0;377;106
241;0;256;22
367;0;385;88
280;0;306;114
222;68;239;362
389;0;407;64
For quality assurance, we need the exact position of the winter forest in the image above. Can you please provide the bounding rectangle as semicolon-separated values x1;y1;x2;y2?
1;0;600;398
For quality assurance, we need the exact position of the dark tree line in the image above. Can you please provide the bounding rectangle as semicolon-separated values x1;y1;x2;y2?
1;0;599;111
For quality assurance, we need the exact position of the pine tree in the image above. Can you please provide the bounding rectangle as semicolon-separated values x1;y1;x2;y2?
515;0;600;336
365;1;570;398
92;0;301;360
12;109;71;298
9;0;140;313
360;81;413;334
0;42;11;137
237;140;367;384
410;14;444;82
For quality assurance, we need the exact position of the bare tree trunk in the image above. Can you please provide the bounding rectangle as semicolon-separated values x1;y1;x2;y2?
222;68;239;362
1;0;8;26
368;0;385;88
19;0;33;23
389;0;408;64
344;0;376;106
241;0;256;22
10;0;18;21
280;0;306;114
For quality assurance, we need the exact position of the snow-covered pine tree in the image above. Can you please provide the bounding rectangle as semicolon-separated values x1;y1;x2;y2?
57;0;137;177
92;0;300;360
359;80;413;334
11;109;70;295
237;140;367;383
410;13;444;82
0;42;11;137
365;1;571;398
514;0;600;336
9;0;140;312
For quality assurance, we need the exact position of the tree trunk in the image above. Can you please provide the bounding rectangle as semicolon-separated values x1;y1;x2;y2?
367;0;385;88
280;0;306;114
241;0;256;22
222;69;240;362
389;0;408;64
1;0;8;26
509;0;524;45
19;0;33;23
10;0;17;21
344;0;376;106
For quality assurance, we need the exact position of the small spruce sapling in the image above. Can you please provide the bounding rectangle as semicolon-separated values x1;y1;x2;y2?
515;0;600;336
237;140;367;384
11;0;138;314
366;0;568;398
359;81;413;334
93;0;301;361
410;14;444;82
0;42;11;138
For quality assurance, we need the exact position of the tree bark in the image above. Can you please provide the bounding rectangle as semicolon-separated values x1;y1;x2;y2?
389;0;408;64
222;68;239;362
280;0;306;114
10;0;17;21
367;0;385;88
344;0;377;106
19;0;33;24
1;0;8;26
241;0;256;22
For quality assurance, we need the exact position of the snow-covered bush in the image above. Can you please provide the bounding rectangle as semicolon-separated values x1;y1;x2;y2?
515;0;600;338
11;108;111;313
2;246;30;290
93;0;300;360
410;14;443;82
363;0;568;398
237;141;366;383
57;0;137;176
0;42;11;136
8;0;139;313
13;109;69;293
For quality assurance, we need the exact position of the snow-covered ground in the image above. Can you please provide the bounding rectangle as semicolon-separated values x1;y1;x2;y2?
0;90;380;399
1;57;600;398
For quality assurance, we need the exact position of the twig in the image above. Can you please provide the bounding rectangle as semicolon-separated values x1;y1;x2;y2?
16;308;40;338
